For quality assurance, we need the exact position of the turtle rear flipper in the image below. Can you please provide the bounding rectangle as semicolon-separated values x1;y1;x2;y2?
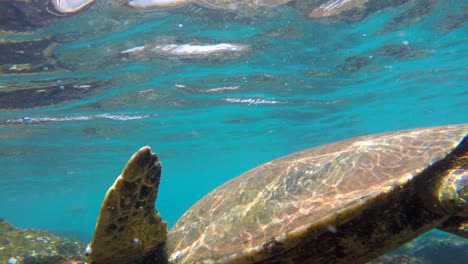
87;146;168;264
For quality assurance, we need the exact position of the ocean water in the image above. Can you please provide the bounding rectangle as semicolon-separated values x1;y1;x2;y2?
0;0;466;262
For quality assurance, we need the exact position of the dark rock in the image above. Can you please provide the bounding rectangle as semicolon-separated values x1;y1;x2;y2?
0;0;94;31
369;232;468;264
0;78;110;110
338;56;374;72
0;38;65;74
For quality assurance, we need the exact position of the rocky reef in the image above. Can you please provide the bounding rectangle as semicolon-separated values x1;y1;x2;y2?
1;217;465;264
370;231;467;264
0;219;88;264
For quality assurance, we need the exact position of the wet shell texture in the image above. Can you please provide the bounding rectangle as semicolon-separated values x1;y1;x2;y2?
168;124;468;263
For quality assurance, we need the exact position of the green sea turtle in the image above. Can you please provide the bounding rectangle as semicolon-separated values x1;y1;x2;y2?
87;123;467;264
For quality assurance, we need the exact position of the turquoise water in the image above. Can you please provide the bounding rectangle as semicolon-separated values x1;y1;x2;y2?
0;0;466;255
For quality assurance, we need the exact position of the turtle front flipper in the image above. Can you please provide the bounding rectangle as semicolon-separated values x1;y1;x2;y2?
87;146;168;264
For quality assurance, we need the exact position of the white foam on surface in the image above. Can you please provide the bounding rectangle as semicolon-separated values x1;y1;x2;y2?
205;86;241;93
224;97;284;105
129;0;190;7
3;113;153;125
153;43;248;55
52;0;96;13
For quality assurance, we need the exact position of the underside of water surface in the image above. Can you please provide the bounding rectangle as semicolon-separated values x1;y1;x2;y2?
0;0;466;263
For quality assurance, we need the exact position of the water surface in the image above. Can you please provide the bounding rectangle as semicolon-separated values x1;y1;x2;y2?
0;0;466;255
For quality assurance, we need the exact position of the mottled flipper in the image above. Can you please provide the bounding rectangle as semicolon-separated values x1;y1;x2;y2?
87;146;168;264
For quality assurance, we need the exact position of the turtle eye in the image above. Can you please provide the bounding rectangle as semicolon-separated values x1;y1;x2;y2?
52;0;96;13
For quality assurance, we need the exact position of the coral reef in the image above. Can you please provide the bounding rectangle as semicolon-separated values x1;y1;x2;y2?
0;219;88;264
1;218;465;264
370;231;467;264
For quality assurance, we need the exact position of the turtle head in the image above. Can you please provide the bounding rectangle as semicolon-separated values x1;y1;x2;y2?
437;134;467;217
87;146;168;264
436;154;468;239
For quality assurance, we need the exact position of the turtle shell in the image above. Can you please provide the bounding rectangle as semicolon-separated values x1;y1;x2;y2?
167;124;468;263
